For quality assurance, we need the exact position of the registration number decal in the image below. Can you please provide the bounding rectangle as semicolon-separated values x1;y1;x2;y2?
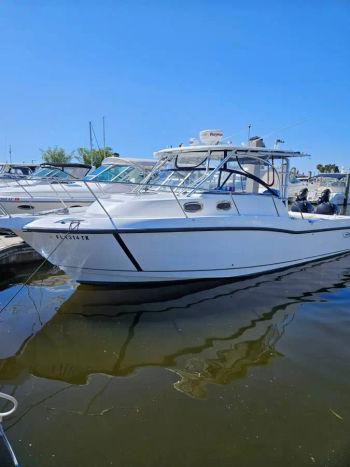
55;234;90;240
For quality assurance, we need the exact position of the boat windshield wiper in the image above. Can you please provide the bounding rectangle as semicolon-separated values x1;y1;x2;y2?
174;154;208;170
235;156;277;192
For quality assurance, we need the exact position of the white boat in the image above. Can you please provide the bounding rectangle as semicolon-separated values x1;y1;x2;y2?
0;162;38;185
307;173;350;205
0;157;154;215
4;130;350;284
287;169;309;200
0;162;91;189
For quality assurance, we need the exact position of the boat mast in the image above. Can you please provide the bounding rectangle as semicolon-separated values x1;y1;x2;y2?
89;121;94;167
102;116;106;158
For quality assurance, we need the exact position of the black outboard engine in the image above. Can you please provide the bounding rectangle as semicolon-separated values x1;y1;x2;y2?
291;188;314;213
315;189;339;215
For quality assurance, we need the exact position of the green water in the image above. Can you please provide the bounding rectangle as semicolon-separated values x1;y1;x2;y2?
0;255;350;466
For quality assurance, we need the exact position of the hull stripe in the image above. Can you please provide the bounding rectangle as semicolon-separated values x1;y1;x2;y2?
112;233;142;272
23;225;350;235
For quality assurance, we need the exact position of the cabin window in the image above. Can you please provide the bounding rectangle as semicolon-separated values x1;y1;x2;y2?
217;201;232;211
17;205;34;210
183;201;202;212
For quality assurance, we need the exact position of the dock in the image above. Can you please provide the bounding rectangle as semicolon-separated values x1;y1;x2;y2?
0;235;42;267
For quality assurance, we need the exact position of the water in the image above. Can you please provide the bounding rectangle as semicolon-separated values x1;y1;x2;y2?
0;256;350;466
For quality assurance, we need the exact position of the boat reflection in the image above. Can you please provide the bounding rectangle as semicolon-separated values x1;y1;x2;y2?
0;266;74;359
0;254;350;399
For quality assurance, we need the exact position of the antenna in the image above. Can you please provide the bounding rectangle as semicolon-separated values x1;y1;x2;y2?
9;145;12;164
247;124;252;145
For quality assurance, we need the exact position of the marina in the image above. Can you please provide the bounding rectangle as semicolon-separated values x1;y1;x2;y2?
0;131;350;466
1;131;349;285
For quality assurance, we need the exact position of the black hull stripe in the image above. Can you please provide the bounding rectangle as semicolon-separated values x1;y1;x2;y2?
23;225;350;235
112;233;142;271
61;248;350;273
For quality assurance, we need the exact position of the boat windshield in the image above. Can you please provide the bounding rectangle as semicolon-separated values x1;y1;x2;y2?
84;164;145;183
31;167;70;179
144;156;275;195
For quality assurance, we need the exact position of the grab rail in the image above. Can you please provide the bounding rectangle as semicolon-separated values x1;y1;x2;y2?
0;173;284;221
0;393;18;422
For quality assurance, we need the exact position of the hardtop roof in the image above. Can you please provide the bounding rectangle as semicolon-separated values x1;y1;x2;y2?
39;162;91;169
155;144;310;161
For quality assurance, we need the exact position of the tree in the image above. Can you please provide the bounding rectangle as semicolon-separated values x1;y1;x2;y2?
316;164;340;173
75;147;115;168
41;147;73;164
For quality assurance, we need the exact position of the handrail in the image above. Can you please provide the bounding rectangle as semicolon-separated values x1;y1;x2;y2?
0;393;17;422
0;200;11;217
229;191;241;215
14;178;34;199
170;186;188;218
82;181;119;229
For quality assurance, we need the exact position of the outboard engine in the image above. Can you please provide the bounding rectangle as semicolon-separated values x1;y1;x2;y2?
291;188;314;214
315;189;339;215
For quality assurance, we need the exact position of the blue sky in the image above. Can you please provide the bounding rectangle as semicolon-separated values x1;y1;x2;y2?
0;0;349;172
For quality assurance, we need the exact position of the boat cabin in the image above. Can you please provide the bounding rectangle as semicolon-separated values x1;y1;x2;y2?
94;130;310;219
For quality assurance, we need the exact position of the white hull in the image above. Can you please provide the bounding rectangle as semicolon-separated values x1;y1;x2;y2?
17;214;350;284
0;197;92;215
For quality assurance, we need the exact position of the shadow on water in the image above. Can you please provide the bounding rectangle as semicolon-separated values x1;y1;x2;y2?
1;255;350;466
0;254;350;399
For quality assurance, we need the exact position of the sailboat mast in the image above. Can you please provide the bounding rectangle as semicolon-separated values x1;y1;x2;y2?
89;121;94;166
102;116;106;158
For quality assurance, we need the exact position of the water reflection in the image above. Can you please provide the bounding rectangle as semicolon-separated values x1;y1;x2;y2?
1;254;349;399
0;266;74;359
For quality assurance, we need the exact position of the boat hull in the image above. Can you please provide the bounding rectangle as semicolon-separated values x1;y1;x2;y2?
17;223;350;283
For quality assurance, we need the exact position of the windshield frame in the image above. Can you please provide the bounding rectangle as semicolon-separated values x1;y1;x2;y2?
137;149;281;197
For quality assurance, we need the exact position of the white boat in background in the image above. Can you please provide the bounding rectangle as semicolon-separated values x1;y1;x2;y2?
287;168;309;200
0;162;91;188
0;157;154;215
307;173;350;205
3;129;350;285
0;162;38;184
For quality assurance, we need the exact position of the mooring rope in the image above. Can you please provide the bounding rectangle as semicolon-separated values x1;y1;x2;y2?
0;220;81;314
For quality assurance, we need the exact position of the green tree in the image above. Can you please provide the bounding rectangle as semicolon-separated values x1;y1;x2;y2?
76;147;115;168
41;147;73;164
316;164;339;173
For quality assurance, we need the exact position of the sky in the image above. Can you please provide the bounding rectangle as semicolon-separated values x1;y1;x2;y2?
0;0;349;172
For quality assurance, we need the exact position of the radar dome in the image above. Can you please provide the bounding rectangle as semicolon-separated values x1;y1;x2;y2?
199;129;223;145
